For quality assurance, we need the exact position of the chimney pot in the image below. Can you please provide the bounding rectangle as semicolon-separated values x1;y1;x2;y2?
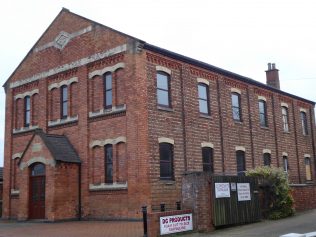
265;63;280;89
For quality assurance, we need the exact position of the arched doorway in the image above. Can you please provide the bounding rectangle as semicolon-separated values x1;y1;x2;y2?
29;163;45;219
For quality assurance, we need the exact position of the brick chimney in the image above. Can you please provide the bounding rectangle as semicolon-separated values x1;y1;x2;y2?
266;63;280;89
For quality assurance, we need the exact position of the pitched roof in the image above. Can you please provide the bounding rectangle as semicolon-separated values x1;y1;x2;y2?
3;8;314;105
0;167;3;181
36;130;81;164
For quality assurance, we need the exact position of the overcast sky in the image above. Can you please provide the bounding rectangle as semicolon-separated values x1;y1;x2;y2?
1;0;316;166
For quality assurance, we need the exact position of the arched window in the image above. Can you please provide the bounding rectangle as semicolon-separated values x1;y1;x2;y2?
300;111;308;135
31;163;45;176
159;142;174;180
236;150;246;176
157;72;171;108
283;156;289;173
198;83;210;115
259;100;268;127
202;147;213;172
103;72;112;109
282;106;289;132
24;96;31;127
305;157;312;181
60;85;68;118
231;93;242;121
263;153;271;166
104;144;113;183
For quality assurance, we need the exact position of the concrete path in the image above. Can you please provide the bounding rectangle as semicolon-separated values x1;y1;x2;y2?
0;210;315;237
183;209;316;237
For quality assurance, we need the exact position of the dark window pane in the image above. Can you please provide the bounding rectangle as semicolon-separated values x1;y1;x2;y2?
282;107;289;132
301;112;308;135
231;93;242;121
25;111;30;125
232;94;239;107
105;74;112;89
31;163;45;176
157;72;171;107
263;153;271;166
157;74;168;90
105;145;113;183
160;162;172;178
259;100;267;127
106;164;113;183
62;103;67;117
202;147;213;172
25;96;31;110
198;85;207;99
106;90;112;107
159;143;173;179
232;107;241;121
157;90;169;106
236;151;245;176
283;156;289;172
199;100;208;114
25;96;31;126
61;86;68;118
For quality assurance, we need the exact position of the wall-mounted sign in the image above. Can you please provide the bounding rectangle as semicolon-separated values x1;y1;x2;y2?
230;182;237;191
215;183;231;198
237;183;251;201
160;213;193;235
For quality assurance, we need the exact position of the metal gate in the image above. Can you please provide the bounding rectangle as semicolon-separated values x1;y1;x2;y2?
212;175;261;227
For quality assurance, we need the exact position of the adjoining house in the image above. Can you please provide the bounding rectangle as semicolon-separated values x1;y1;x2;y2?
2;8;315;221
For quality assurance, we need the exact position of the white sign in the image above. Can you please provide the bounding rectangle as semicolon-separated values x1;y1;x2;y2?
237;183;251;201
215;183;231;198
160;213;193;235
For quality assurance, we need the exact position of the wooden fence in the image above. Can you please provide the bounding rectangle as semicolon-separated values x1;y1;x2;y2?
212;175;261;226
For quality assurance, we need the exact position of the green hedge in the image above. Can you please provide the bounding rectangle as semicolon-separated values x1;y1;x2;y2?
246;166;295;219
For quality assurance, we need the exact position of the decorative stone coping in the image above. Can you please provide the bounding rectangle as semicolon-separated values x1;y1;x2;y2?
13;125;39;134
10;44;127;89
48;115;78;127
89;104;126;118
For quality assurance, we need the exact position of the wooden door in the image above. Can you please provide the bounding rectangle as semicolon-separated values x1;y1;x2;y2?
29;163;45;219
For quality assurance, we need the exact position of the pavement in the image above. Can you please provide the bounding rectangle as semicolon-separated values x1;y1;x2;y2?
183;209;316;237
0;209;315;237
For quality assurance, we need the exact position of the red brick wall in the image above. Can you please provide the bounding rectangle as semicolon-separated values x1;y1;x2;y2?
3;9;316;221
291;185;316;211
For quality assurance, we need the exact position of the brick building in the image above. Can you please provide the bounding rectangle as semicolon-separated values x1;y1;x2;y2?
2;9;315;221
0;167;3;217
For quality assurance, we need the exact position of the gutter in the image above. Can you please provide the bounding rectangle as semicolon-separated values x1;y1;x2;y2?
143;43;315;105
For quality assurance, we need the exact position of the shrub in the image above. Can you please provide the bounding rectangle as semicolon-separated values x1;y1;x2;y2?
246;166;295;219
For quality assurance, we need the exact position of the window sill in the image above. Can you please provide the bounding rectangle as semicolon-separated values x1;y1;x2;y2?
199;114;211;119
11;189;20;195
89;104;126;118
160;179;175;185
89;182;128;191
48;115;78;127
260;126;269;130
13;125;39;134
157;106;174;112
283;131;290;134
234;120;243;125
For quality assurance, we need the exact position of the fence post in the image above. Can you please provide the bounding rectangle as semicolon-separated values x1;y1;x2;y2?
160;203;165;212
176;201;181;210
142;206;147;237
